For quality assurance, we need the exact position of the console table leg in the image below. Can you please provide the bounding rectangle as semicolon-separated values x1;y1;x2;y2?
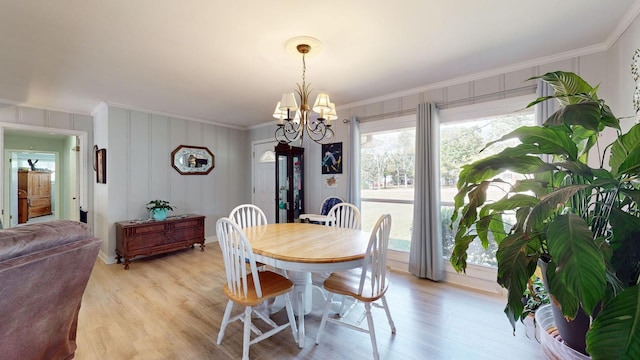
200;243;205;252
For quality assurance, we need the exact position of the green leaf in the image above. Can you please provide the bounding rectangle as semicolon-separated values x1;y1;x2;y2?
526;184;589;233
618;147;640;176
544;259;580;318
458;155;548;186
547;214;606;315
619;188;640;205
483;126;578;161
610;123;640;176
599;103;621;130
554;160;594;178
450;234;476;273
487;194;539;212
586;286;640;360
496;232;537;331
545;102;602;132
609;208;640;287
529;71;594;104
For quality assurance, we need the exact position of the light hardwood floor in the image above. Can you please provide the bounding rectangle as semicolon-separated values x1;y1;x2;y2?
75;245;543;359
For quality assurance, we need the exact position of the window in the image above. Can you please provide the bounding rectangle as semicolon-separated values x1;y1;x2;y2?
440;99;536;268
360;116;415;252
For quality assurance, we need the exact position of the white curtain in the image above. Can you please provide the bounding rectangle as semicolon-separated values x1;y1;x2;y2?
346;116;361;208
536;79;556;125
409;103;444;280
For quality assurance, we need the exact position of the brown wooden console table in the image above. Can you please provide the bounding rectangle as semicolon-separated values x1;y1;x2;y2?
115;214;205;269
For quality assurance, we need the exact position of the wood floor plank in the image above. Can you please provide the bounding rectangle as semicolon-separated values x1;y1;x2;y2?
75;245;543;359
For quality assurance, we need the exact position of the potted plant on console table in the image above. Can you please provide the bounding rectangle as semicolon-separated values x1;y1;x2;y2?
450;71;640;359
146;200;175;221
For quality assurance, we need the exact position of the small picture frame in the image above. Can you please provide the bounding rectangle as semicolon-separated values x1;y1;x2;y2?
96;148;107;184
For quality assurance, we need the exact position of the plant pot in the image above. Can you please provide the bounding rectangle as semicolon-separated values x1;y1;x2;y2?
536;304;591;360
538;259;591;356
152;208;167;221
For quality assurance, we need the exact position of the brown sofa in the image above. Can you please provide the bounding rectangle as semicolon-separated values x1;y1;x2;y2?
0;220;101;360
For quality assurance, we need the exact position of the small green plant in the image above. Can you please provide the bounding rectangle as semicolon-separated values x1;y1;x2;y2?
521;275;549;320
146;200;175;212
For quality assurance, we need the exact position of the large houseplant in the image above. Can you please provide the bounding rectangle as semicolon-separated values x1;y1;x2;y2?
450;71;640;359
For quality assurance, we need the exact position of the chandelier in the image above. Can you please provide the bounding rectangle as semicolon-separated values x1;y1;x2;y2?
274;37;336;145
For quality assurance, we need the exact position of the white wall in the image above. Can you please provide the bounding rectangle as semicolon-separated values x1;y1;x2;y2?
94;104;250;263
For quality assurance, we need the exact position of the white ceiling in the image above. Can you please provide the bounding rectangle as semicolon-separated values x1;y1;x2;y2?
1;1;638;129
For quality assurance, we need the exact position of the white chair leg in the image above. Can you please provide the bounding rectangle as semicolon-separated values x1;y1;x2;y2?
217;300;234;345
315;292;334;345
283;293;299;344
381;295;396;334
364;302;380;360
242;306;252;360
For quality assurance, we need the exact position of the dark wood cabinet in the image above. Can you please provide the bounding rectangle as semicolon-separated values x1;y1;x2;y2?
115;214;205;269
275;143;304;223
18;170;52;221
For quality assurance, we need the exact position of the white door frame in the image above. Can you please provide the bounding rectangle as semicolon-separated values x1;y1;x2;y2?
0;122;88;227
251;139;277;222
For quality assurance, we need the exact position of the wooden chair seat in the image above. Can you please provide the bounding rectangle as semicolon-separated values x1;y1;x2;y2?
224;271;293;307
323;269;389;303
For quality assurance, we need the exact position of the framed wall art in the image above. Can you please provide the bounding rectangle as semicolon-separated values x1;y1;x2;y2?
171;145;215;175
321;142;342;174
95;148;107;184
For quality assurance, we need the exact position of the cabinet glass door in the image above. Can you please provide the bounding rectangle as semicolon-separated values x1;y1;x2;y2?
277;153;289;223
292;154;303;220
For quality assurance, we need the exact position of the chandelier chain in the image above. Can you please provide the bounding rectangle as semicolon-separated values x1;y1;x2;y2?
302;52;306;93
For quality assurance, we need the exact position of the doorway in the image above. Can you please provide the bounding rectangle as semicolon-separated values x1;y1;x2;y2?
2;127;84;229
252;140;277;223
11;150;58;226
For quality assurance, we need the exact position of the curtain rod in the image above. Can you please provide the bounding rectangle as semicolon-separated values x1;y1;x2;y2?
345;84;536;123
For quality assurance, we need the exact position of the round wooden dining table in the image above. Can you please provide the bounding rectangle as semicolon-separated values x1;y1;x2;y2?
243;222;371;346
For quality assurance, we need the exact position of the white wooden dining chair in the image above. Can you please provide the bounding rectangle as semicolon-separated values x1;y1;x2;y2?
215;217;298;360
315;214;396;360
325;202;361;230
299;196;343;224
229;204;268;228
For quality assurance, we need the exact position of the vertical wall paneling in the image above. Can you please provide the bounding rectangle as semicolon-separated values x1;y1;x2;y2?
129;111;151;219
49;111;73;129
149;114;171;205
215;126;230;215
169;118;187;212
201;124;217;226
20;107;46;126
0;104;18;123
473;74;504;101
107;107;130;225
